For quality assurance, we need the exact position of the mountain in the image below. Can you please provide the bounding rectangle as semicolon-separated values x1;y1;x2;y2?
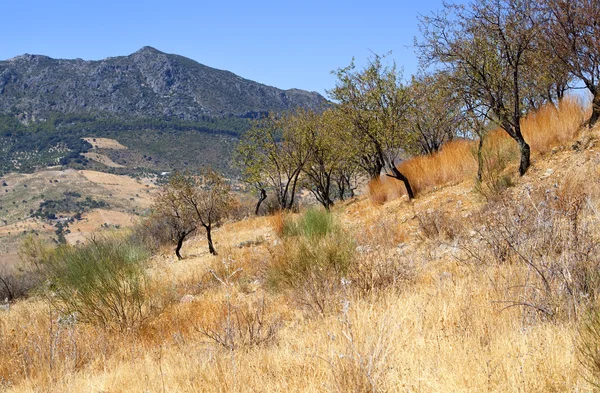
0;47;328;175
0;46;327;120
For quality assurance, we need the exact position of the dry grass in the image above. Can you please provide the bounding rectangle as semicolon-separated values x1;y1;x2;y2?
522;97;589;153
369;98;589;202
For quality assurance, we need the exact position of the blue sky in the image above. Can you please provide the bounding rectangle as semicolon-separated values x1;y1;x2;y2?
1;1;454;96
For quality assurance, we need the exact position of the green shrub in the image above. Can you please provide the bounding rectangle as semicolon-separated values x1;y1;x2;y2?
281;208;337;240
39;236;159;331
269;209;354;314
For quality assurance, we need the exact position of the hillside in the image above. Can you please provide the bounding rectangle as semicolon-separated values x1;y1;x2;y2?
1;101;599;391
0;46;327;120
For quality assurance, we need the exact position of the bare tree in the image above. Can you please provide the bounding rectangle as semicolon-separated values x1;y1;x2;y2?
418;0;549;176
542;0;600;125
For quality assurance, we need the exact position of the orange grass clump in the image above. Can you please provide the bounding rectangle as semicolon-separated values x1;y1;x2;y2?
369;97;589;202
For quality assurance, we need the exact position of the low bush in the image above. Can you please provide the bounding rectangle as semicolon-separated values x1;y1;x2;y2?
280;208;337;239
36;236;161;331
268;209;354;315
462;183;600;321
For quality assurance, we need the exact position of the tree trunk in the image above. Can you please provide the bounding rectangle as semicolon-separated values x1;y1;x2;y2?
255;187;267;216
206;225;217;255
386;166;415;200
175;235;185;260
477;135;484;183
516;136;531;176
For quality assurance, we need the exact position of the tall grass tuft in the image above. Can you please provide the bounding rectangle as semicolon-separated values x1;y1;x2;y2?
39;236;161;331
281;207;337;239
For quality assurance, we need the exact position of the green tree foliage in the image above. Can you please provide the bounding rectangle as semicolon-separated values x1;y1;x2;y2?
153;174;199;259
328;54;416;199
235;113;312;211
406;72;465;155
153;170;233;257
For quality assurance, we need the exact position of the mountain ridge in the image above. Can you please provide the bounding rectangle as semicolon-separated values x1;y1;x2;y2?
0;46;327;121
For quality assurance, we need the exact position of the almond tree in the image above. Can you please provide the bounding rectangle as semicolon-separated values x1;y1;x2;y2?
155;170;233;257
154;174;198;260
542;0;600;125
182;169;234;256
236;113;312;211
406;72;465;155
418;0;548;175
329;54;416;199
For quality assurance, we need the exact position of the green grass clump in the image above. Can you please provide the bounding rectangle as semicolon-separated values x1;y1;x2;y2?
39;236;159;331
268;209;354;314
281;208;337;240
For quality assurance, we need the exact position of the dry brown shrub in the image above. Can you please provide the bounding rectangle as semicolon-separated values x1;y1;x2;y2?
324;301;394;393
399;139;477;196
195;296;282;351
522;96;588;153
367;99;587;204
351;219;415;295
416;209;463;241
462;182;600;322
269;210;287;237
367;178;390;205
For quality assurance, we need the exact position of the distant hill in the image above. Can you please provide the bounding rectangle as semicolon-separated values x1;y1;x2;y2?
0;47;328;175
0;46;326;120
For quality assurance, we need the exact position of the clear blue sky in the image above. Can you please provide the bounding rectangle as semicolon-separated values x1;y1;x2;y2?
1;0;454;96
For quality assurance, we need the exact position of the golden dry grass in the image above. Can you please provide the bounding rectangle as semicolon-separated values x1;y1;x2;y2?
369;97;589;203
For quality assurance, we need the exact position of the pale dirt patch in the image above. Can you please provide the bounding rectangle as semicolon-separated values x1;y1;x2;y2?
0;253;20;270
66;209;139;245
82;137;127;150
78;170;157;208
0;218;50;236
83;152;125;168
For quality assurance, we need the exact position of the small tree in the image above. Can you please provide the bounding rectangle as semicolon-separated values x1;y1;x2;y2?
154;170;233;258
542;0;600;125
236;113;312;211
406;72;465;155
154;173;198;259
329;54;416;199
182;169;234;256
